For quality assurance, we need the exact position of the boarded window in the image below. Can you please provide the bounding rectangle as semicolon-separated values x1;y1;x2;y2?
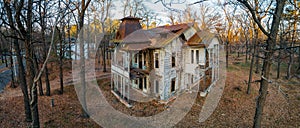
172;53;175;67
191;50;194;64
171;78;176;92
155;53;159;68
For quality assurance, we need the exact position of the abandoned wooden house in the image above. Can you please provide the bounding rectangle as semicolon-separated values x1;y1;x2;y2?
111;17;220;107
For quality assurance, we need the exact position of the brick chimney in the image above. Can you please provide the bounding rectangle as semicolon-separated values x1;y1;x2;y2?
116;16;142;40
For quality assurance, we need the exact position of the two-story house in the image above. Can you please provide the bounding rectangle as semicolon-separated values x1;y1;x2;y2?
111;17;220;107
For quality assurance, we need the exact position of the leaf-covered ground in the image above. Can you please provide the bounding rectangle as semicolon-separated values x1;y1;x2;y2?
0;56;299;127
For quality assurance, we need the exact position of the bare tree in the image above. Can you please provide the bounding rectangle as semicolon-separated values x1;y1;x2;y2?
196;3;222;31
238;0;286;127
76;0;92;118
3;0;32;122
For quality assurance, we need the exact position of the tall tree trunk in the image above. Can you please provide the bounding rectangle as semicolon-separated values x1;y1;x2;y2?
10;43;16;88
38;77;43;96
30;82;40;128
253;1;285;127
59;55;64;94
298;47;300;72
87;13;90;58
247;35;257;94
286;41;294;80
39;0;48;96
58;26;64;94
226;41;229;68
4;54;8;67
45;66;50;96
255;42;259;74
42;15;50;96
15;39;32;122
31;55;40;128
245;40;249;63
277;40;283;79
16;39;32;122
4;1;32;122
79;24;89;118
286;8;297;79
26;0;40;126
34;54;43;96
78;0;91;118
1;51;4;64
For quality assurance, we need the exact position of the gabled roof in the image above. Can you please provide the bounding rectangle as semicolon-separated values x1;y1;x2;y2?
186;31;218;47
121;23;193;51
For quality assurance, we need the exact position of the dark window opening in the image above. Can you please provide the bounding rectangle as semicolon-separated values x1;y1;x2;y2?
171;78;176;92
155;53;159;68
196;50;199;64
172;53;175;67
143;52;146;67
135;54;138;63
139;53;143;69
139;78;143;90
144;77;147;90
179;34;187;41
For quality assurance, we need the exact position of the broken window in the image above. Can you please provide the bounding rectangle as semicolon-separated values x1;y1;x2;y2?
191;50;194;64
155;52;159;68
171;78;176;92
172;53;175;67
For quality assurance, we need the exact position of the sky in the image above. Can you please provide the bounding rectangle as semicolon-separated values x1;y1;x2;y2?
110;0;219;25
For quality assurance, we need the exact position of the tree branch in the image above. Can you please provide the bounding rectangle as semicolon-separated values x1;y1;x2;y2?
237;0;270;37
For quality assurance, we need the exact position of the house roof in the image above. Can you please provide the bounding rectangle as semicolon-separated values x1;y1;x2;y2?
121;23;192;51
186;31;218;47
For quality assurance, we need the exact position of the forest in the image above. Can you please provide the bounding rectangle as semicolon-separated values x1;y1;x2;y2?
0;0;299;128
